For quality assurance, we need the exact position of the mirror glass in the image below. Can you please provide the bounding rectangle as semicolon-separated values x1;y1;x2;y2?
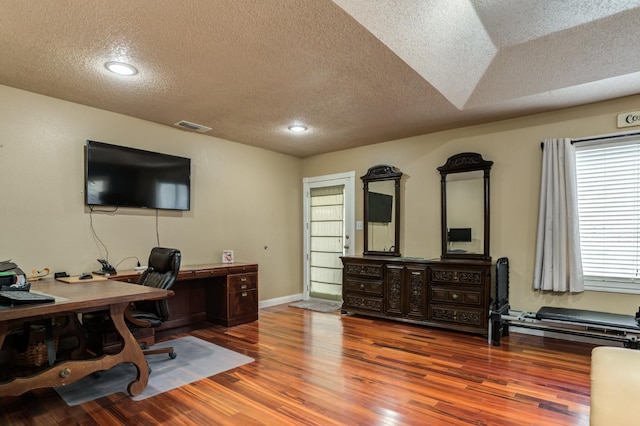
438;153;492;261
362;165;402;257
367;180;396;253
446;171;484;255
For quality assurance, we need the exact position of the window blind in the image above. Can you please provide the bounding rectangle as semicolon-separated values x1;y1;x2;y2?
575;137;640;284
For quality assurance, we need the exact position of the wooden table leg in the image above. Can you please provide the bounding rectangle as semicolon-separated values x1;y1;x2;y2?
108;303;149;396
0;303;149;397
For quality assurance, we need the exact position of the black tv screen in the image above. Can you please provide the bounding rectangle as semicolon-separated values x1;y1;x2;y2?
448;228;472;242
368;192;393;223
85;140;191;211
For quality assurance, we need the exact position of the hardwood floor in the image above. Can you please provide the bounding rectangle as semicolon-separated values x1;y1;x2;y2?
0;304;596;425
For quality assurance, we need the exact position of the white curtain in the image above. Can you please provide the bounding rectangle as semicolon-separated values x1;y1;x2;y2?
533;138;584;292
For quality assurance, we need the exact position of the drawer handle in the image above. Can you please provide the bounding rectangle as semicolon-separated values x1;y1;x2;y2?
360;284;365;289
241;284;247;289
241;277;247;282
241;292;248;297
452;293;459;300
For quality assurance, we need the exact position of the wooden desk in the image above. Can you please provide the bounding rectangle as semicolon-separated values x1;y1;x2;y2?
0;279;167;397
112;262;259;329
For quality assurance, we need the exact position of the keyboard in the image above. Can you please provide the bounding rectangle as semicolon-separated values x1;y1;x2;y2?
0;290;55;305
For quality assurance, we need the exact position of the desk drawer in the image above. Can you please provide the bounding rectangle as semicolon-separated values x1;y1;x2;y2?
229;289;258;318
228;265;258;274
228;273;258;292
193;269;225;279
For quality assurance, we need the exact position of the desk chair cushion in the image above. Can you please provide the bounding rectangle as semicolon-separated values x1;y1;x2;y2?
127;309;163;328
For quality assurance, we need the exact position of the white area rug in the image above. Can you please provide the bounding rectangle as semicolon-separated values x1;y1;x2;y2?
54;336;254;405
289;299;343;313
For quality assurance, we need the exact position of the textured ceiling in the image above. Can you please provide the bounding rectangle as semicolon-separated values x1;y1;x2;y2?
1;1;640;158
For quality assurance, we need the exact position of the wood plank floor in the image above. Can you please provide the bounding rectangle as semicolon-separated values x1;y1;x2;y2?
0;304;596;425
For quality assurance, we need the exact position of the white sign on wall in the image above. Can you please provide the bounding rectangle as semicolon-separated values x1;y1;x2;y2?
617;110;640;128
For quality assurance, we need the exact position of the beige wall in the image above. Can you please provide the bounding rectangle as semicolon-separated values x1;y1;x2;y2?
0;85;302;302
303;94;640;315
4;82;640;315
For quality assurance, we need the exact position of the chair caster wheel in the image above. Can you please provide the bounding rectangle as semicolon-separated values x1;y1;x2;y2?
169;352;177;359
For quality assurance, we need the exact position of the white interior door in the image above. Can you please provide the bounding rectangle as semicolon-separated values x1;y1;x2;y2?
303;172;355;301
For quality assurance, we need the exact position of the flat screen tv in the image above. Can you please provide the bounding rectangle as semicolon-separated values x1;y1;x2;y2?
448;228;472;242
85;140;191;211
368;192;393;223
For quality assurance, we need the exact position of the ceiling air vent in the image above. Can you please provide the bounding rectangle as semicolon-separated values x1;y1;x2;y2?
173;120;212;133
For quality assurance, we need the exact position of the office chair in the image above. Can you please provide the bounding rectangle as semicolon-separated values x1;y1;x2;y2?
124;247;181;359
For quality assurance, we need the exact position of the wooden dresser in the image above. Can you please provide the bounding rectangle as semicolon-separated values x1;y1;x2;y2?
112;262;259;329
341;256;493;335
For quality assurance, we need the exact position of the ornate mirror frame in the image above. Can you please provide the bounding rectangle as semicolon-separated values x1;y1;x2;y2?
438;153;493;261
362;164;402;257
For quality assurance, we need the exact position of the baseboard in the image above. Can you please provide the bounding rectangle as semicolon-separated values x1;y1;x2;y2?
259;293;303;309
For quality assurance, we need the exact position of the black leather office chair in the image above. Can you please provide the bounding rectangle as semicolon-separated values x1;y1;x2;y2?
125;247;181;359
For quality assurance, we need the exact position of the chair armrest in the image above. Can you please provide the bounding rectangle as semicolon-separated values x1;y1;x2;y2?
124;305;153;328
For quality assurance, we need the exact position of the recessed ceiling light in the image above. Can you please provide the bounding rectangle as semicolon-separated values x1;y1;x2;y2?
288;125;308;133
105;61;138;76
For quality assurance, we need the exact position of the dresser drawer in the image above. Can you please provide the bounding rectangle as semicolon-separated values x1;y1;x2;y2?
343;294;384;313
429;306;484;327
430;287;482;306
343;263;384;279
430;267;484;286
344;278;383;296
228;273;258;292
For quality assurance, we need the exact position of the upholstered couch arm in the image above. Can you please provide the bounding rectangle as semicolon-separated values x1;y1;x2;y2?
591;346;640;425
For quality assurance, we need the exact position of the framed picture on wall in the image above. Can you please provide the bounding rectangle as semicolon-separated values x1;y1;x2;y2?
222;250;234;264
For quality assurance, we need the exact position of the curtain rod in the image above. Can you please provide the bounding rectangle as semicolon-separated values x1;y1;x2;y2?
540;130;640;150
572;130;640;143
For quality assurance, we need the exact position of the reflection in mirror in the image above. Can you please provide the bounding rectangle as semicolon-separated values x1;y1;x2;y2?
362;164;402;257
367;180;395;253
438;153;492;261
446;171;483;254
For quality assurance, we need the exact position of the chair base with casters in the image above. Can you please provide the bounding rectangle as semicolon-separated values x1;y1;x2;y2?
124;301;177;360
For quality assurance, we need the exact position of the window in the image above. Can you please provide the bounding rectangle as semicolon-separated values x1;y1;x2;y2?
575;135;640;293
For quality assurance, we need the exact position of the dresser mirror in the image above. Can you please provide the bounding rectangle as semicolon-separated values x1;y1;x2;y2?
361;164;402;256
438;153;492;260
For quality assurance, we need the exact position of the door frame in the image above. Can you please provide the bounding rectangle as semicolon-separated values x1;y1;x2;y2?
302;171;355;300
